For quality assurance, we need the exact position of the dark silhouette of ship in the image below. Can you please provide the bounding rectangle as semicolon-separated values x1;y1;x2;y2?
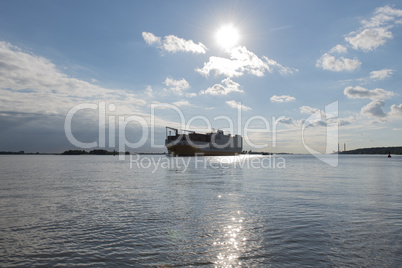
165;127;242;156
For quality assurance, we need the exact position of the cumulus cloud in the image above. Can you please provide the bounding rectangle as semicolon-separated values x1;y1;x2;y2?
300;117;327;128
186;92;197;98
299;105;319;115
344;68;394;84
389;104;402;118
0;41;145;116
200;78;243;95
196;56;243;77
344;86;395;100
262;56;298;75
362;6;402;27
225;100;251;111
298;113;354;128
369;68;393;80
329;44;348;54
359;101;402;120
163;78;190;95
196;46;297;78
162;35;207;54
270;95;296;103
142;32;161;45
277;117;295;125
298;107;354;128
144;85;153;97
316;53;361;71
317;6;402;72
345;6;402;51
142;32;207;54
172;100;191;107
361;100;387;118
334;116;356;126
346;28;393;51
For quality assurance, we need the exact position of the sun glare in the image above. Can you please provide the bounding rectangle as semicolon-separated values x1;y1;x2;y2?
216;24;240;50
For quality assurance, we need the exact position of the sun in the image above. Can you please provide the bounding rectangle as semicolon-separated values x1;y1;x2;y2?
215;24;240;50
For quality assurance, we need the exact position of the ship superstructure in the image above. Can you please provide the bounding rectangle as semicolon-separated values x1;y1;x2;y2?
165;127;242;156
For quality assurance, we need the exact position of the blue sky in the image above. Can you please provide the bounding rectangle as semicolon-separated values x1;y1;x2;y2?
0;0;402;153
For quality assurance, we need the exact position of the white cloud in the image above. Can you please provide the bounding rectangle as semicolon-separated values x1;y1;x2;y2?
142;32;207;54
389;104;402;118
225;100;251;111
316;53;361;71
343;68;394;84
361;100;386;118
142;32;161;45
299;115;327;128
329;44;347;54
200;78;243;95
186;92;197;98
196;56;243;77
363;6;402;27
162;35;207;54
277;117;295;125
359;101;402;120
335;116;356;126
345;6;402;51
0;41;146;116
299;106;319;115
230;46;271;76
317;6;402;73
144;85;153;97
345;27;393;51
196;46;297;78
172;100;191;107
263;56;298;75
270;95;296;103
369;68;393;80
362;14;395;28
344;86;395;100
163;78;190;95
0;40;201;153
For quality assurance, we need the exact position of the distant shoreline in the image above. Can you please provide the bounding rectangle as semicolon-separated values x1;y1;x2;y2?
0;150;166;156
1;146;401;155
338;146;402;155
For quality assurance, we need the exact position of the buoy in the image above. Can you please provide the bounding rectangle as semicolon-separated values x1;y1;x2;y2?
388;152;391;158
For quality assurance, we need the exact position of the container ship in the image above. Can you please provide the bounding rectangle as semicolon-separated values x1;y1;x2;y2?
165;127;242;156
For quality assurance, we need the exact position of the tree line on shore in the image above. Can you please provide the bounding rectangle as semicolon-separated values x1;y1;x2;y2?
339;146;402;155
61;149;128;155
2;146;401;155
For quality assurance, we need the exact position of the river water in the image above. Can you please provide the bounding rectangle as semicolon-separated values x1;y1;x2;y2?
0;154;401;267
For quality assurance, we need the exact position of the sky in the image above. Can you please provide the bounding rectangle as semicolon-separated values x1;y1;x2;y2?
0;0;402;154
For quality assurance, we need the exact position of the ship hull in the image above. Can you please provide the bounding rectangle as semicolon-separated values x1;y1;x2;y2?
166;144;240;156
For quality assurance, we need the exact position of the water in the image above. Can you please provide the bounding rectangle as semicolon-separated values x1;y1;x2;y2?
0;154;401;267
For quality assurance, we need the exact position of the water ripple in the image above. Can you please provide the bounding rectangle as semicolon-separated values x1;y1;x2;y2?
0;155;401;266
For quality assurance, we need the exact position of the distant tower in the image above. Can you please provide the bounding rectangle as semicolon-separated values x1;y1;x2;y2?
338;143;340;153
344;143;346;152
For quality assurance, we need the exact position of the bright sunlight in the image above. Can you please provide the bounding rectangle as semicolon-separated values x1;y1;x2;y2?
215;24;240;50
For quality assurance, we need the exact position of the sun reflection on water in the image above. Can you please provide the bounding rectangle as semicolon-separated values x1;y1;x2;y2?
213;211;246;267
207;154;265;165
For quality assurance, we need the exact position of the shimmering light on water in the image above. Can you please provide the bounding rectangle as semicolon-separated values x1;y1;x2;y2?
0;154;401;267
